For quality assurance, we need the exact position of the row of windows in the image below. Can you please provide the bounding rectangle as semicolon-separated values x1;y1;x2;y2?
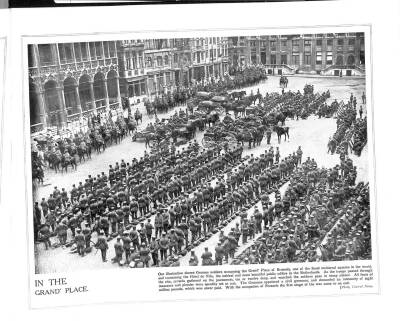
32;42;117;67
259;38;360;49
263;52;357;65
145;55;170;68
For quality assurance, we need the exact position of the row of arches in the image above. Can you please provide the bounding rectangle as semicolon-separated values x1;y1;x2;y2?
30;70;120;127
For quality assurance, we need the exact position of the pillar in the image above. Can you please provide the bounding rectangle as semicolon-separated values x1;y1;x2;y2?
37;89;47;128
73;84;83;119
89;81;95;111
103;79;110;111
56;85;68;127
115;76;122;107
154;74;158;95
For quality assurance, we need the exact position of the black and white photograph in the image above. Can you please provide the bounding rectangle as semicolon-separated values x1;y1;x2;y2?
28;30;374;274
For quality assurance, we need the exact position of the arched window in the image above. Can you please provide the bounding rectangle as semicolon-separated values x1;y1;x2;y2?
63;77;80;115
79;74;93;111
107;70;119;104
347;55;355;66
93;72;107;108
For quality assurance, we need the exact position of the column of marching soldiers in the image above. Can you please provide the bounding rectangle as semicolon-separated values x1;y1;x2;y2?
34;136;307;267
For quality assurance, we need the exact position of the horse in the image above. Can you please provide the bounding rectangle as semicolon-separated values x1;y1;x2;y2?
61;156;77;173
45;151;61;172
77;142;91;163
274;126;289;144
275;112;287;126
327;138;337;154
93;135;106;153
134;110;143;125
126;117;137;135
236;130;255;149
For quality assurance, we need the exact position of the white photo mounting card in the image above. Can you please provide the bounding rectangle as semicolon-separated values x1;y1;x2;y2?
1;2;383;311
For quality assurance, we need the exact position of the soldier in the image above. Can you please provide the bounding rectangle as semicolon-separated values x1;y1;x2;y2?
139;222;147;245
201;208;211;235
189;250;199;266
149;236;159;266
248;216;256;239
154;211;163;238
67;214;78;238
45;210;56;233
201;247;213;266
214;242;224;265
296;146;303;165
266;126;272;145
38;223;51;250
95;230;109;262
129;226;140;252
40;198;49;217
74;228;86;256
99;214;110;237
122;231;131;263
61;188;69;208
241;218;249;244
145;219;154;244
286;234;298;262
159;232;169;261
108;208;118;234
275;147;280;163
55;219;68;245
139;243;151;267
162;209;170;232
82;222;92;249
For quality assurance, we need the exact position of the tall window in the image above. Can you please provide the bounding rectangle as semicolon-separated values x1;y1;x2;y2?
89;43;96;60
304;40;311;52
80;43;88;61
108;41;116;57
316;39;323;46
304;54;311;65
270;41;276;51
64;44;74;63
281;40;287;47
281;54;287;65
74;43;82;62
292;53;299;65
348;38;355;45
292;39;299;52
103;42;110;58
316;52;322;65
326;52;333;65
95;42;103;59
58;44;66;64
337;39;344;45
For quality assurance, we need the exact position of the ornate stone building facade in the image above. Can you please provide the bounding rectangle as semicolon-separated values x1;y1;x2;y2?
28;37;230;132
228;33;365;76
28;41;121;132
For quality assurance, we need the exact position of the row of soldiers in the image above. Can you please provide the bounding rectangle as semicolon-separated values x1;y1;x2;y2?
36;145;303;267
